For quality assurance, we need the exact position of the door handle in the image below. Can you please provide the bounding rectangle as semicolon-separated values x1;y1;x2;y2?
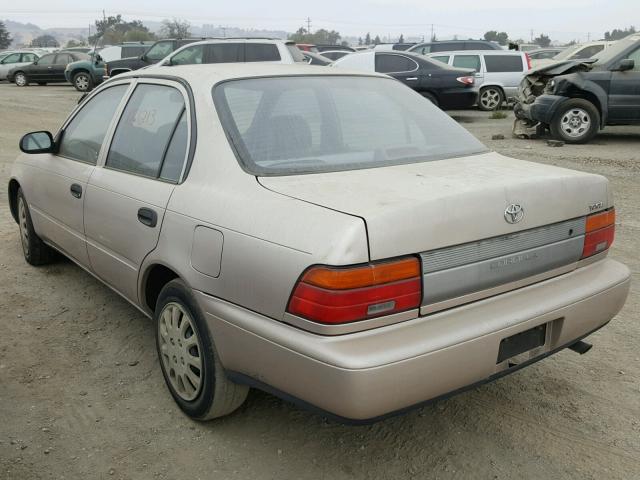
70;183;82;198
137;207;158;228
406;77;418;81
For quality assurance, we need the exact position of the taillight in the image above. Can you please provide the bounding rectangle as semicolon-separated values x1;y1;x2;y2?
287;257;422;324
581;208;615;259
456;76;474;86
525;53;532;70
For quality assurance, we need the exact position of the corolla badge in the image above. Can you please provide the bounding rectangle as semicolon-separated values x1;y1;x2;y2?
504;203;524;224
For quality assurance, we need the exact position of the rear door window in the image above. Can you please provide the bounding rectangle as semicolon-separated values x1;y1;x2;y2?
245;44;280;62
452;55;481;71
106;84;186;180
54;54;73;65
375;54;418;73
37;54;55;65
204;44;243;63
484;55;524;72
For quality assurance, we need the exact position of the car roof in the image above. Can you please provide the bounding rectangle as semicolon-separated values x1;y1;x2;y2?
115;62;386;86
427;50;523;56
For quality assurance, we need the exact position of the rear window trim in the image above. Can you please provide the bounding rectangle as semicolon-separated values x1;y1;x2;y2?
211;74;488;177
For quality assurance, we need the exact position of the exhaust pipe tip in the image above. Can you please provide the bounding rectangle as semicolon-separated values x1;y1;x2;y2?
568;340;593;355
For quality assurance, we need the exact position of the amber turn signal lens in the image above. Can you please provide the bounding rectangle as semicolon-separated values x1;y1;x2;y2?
301;257;421;290
585;208;615;233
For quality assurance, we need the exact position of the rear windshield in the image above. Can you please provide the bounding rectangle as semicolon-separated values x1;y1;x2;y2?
213;76;487;176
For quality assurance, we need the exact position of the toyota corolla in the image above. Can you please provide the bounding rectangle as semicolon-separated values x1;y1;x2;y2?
8;64;630;422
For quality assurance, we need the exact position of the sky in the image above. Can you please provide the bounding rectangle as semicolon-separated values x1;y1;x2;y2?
3;0;634;43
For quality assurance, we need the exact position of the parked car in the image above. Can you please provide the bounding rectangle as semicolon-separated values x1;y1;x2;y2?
104;38;204;78
315;45;355;53
301;51;333;65
65;42;154;92
0;51;40;81
408;40;502;55
159;39;306;67
8;63;630;422
532;41;616;67
514;35;640;143
296;43;318;52
318;50;351;61
428;50;531;110
374;43;417;51
62;47;93;54
7;52;89;86
332;50;477;109
514;43;541;52
527;48;564;60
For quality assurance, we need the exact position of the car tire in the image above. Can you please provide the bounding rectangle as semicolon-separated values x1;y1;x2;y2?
550;98;600;144
478;86;504;111
14;72;28;87
72;72;93;92
155;279;249;420
16;188;57;266
422;92;439;108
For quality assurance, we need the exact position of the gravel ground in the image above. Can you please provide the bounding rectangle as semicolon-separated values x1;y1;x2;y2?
0;84;638;480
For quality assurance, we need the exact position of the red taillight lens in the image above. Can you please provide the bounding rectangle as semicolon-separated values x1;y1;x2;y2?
525;53;532;70
287;257;422;324
581;209;615;259
456;76;474;86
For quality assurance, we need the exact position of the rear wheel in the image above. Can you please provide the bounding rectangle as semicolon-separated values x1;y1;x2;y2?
72;72;93;92
155;279;248;420
478;86;504;111
550;98;600;144
14;72;28;87
17;188;57;265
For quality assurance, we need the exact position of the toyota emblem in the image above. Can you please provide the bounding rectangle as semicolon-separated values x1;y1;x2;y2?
504;204;524;224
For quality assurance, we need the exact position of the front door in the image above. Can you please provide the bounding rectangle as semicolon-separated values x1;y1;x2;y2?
29;53;56;82
608;47;640;123
24;83;130;265
84;80;190;303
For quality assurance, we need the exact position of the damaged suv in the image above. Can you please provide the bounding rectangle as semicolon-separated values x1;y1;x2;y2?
514;35;640;143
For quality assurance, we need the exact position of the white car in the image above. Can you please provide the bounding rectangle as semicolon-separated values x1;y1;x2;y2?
159;38;306;67
427;50;530;110
532;41;617;67
0;51;40;80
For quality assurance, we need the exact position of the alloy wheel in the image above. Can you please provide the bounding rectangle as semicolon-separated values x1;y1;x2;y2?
560;108;591;138
480;88;501;110
18;197;29;254
75;74;89;91
15;73;26;87
158;302;204;401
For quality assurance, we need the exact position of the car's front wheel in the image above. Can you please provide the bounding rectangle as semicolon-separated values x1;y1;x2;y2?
550;99;600;144
155;279;249;420
72;72;93;92
478;86;504;111
16;188;57;265
14;72;28;87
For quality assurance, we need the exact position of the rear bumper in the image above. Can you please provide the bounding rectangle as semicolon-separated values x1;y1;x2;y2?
438;89;477;109
196;258;630;421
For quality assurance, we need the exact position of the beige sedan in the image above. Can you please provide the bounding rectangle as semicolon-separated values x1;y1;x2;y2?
8;64;630;422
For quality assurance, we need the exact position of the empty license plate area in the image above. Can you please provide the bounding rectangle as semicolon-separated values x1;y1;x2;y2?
497;323;547;364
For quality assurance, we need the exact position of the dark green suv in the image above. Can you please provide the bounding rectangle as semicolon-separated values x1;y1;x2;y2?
64;43;152;92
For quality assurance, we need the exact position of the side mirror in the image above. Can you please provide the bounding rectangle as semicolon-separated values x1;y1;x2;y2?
139;54;147;62
616;59;634;71
19;131;54;154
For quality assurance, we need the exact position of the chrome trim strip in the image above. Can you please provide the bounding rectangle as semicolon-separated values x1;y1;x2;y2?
282;309;419;336
421;217;585;273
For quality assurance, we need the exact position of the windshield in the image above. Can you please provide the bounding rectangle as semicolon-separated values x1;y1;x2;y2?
213;76;487;176
592;37;637;63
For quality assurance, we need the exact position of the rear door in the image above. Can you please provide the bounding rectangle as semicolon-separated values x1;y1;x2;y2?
452;54;483;84
84;79;191;303
375;53;420;89
608;46;640;122
51;53;73;81
482;54;526;93
244;43;281;63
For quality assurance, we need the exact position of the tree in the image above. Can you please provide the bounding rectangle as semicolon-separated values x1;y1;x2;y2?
358;37;363;46
484;30;509;46
89;15;154;44
0;21;12;49
31;34;59;47
365;32;371;45
373;35;381;45
159;18;191;39
398;33;404;43
288;27;341;45
533;33;551;47
604;26;636;41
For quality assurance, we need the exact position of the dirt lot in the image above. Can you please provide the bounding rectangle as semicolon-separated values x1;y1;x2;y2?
0;84;638;480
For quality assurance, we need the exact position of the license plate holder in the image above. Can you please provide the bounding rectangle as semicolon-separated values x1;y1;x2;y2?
497;324;547;364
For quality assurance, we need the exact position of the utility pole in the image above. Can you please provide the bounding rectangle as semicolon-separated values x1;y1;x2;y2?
430;23;434;41
530;29;534;42
587;32;591;42
222;26;227;38
306;17;312;33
